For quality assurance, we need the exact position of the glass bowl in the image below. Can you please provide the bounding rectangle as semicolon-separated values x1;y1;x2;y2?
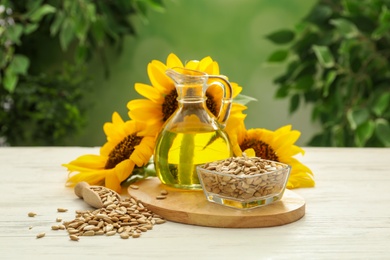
196;157;291;210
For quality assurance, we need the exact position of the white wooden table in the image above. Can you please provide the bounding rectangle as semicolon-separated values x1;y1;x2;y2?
1;147;389;259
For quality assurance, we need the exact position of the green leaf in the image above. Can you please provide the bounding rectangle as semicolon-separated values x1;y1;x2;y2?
323;70;337;97
289;94;300;114
50;11;65;36
372;92;390;116
275;85;290;98
74;16;89;43
267;49;289;62
355;120;375;147
3;54;29;92
5;24;23;45
294;75;314;91
29;4;56;22
294;22;308;34
293;32;319;54
312;45;335;68
234;94;257;106
26;0;44;11
91;17;105;46
347;108;370;130
146;0;165;12
342;0;362;16
24;23;39;34
86;3;97;22
265;29;295;45
372;6;390;40
3;68;18;92
305;4;332;24
375;119;390;147
8;55;30;75
330;18;359;38
0;48;8;68
59;18;76;51
75;45;88;64
135;1;149;23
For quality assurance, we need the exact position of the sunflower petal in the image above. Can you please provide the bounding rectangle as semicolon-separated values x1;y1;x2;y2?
277;145;305;158
244;148;256;157
127;99;157;110
114;159;135;182
198;56;213;71
128;109;162;124
185;60;200;70
135;83;164;103
203;60;220;75
287;171;315;189
105;171;122;192
231;83;242;97
66;170;107;187
148;61;174;94
63;154;105;169
111;111;124;124
167;53;184;68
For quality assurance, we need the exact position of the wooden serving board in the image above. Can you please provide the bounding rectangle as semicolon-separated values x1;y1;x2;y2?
128;177;305;228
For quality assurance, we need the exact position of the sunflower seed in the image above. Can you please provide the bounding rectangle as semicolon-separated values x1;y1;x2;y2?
120;232;130;239
106;230;116;236
36;232;45;239
132;232;141;238
69;235;79;241
82;230;95;236
28;212;37;217
51;225;60;230
129;184;139;190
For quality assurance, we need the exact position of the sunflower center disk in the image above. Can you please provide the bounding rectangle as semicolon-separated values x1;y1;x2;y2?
105;134;143;169
162;90;178;122
205;93;218;116
241;139;279;162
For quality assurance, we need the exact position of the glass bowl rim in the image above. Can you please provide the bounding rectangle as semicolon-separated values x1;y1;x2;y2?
196;158;291;179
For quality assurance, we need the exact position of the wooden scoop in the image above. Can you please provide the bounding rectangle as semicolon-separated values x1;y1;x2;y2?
74;182;121;208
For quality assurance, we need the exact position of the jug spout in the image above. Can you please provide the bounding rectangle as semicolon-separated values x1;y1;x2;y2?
166;67;208;86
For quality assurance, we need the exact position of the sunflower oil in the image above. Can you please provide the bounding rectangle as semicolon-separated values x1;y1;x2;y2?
154;127;232;190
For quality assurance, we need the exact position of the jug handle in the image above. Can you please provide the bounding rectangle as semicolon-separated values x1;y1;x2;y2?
208;75;233;128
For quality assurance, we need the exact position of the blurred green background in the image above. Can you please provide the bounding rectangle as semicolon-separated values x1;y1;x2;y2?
0;0;317;146
3;0;389;147
75;0;317;146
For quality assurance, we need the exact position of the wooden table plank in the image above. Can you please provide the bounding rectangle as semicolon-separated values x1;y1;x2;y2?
0;147;389;259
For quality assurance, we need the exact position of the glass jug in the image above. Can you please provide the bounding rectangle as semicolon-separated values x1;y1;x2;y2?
154;67;233;190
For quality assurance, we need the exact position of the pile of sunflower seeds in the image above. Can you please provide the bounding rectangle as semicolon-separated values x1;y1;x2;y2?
61;186;165;241
33;185;166;241
198;155;289;200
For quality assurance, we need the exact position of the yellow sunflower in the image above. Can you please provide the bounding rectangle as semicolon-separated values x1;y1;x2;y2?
127;53;244;131
232;125;315;189
224;103;248;156
62;112;156;192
